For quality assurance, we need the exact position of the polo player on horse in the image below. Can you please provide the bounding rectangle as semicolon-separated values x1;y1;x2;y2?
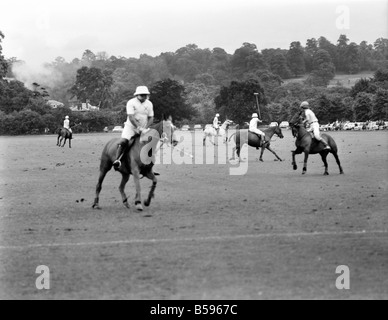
300;101;331;150
113;86;154;170
213;113;220;135
63;116;72;134
249;113;266;147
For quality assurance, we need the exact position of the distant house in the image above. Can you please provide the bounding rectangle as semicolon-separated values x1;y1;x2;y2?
47;100;64;109
69;102;100;112
3;77;16;83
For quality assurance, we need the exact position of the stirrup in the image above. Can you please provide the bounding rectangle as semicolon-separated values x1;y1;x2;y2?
113;159;121;168
324;146;331;150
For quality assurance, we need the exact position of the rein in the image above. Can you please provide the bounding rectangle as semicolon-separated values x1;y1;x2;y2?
291;124;310;141
264;126;281;142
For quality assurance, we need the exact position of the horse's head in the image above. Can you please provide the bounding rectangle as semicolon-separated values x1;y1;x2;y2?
289;112;305;138
222;119;234;129
274;126;284;139
289;122;300;138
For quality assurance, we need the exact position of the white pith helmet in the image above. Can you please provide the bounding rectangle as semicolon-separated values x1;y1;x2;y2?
134;86;151;96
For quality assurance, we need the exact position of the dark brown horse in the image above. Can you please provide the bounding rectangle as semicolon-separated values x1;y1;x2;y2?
229;126;284;162
290;118;344;175
56;128;73;148
56;123;81;148
92;121;178;211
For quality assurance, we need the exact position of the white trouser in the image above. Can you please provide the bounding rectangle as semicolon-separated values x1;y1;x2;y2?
307;122;322;140
249;128;265;137
121;123;137;140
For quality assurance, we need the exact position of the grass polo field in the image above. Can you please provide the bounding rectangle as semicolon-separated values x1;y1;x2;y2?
0;129;387;299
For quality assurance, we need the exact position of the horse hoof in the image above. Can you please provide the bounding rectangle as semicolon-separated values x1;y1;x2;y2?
136;203;144;211
293;165;298;170
92;204;101;210
259;159;264;162
324;172;329;176
144;200;150;207
340;171;344;175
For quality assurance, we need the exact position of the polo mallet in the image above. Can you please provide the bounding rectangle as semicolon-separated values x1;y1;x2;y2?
173;146;194;159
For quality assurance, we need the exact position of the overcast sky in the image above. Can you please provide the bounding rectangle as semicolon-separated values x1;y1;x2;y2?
1;0;387;66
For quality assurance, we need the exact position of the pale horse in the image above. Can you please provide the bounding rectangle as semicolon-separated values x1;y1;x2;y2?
203;119;234;146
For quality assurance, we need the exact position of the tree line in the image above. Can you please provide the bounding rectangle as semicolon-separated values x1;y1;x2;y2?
1;30;388;134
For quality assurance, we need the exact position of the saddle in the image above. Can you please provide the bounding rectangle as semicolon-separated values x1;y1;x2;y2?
249;131;265;148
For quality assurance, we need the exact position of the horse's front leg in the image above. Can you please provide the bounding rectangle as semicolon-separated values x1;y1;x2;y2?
69;139;72;148
62;138;66;147
292;147;303;170
132;167;143;211
211;136;218;146
57;135;60;146
291;150;298;170
144;171;157;207
119;173;131;209
302;151;309;175
258;145;266;162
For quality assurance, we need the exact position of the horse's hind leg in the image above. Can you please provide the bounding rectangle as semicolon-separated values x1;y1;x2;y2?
61;138;66;147
92;164;112;209
144;171;157;207
332;151;344;174
320;152;329;175
69;139;72;148
119;173;131;209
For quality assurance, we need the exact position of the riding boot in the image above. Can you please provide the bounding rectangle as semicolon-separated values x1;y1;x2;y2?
113;137;138;170
113;139;129;170
262;135;267;146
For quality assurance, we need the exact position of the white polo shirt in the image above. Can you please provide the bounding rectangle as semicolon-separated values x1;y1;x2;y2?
249;118;260;131
304;109;318;124
126;97;154;129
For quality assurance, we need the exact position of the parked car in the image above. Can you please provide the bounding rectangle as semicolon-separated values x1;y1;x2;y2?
112;126;124;133
269;122;278;127
343;122;355;130
279;121;289;129
194;124;203;131
181;125;190;131
353;122;364;131
367;121;378;130
378;121;387;130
